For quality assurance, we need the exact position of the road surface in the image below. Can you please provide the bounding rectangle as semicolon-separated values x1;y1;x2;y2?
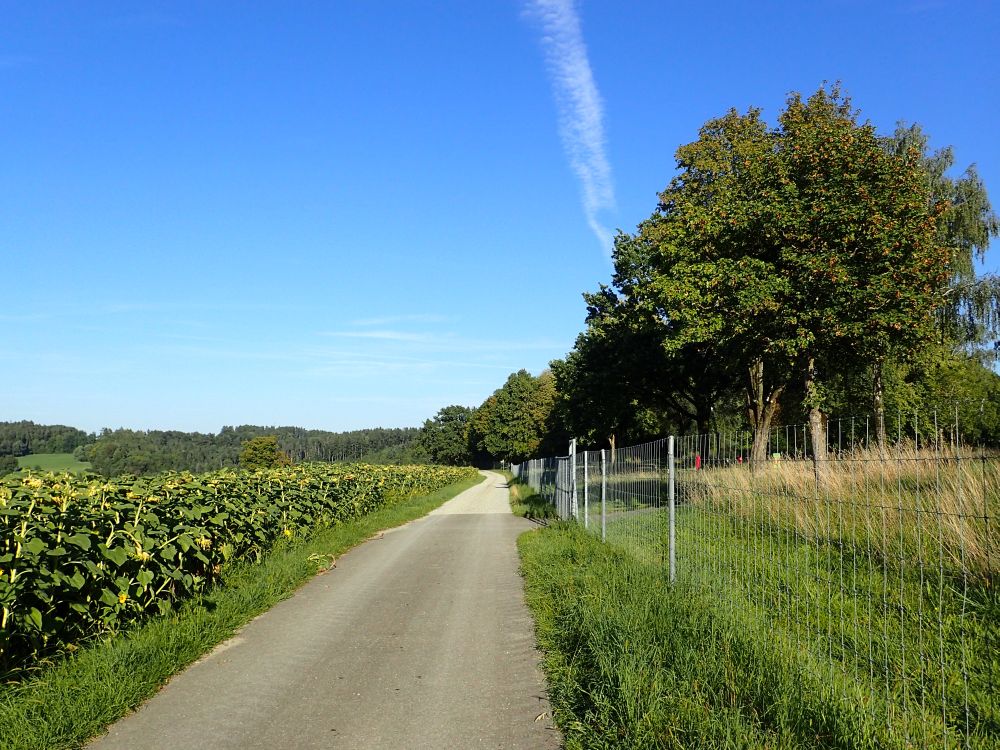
90;471;560;749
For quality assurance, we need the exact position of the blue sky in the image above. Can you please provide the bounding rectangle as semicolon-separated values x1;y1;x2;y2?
3;1;998;434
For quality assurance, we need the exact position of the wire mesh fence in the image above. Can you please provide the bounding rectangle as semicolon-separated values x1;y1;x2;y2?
512;413;998;749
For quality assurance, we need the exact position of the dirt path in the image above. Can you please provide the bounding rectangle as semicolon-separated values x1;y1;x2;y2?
88;471;558;749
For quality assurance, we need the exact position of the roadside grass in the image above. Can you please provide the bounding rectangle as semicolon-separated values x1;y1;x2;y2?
0;474;482;750
618;507;997;747
516;448;997;746
499;470;558;520
535;506;998;748
15;453;92;473
519;523;894;749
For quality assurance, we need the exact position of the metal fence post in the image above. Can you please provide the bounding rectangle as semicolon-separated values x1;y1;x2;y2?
569;439;578;520
668;435;676;583
600;448;607;542
583;450;589;530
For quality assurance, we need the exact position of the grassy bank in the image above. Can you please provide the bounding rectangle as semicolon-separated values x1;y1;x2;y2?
518;522;985;750
499;471;558;520
0;474;482;750
604;508;998;745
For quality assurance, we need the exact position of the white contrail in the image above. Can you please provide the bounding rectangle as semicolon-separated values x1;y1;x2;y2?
526;0;615;254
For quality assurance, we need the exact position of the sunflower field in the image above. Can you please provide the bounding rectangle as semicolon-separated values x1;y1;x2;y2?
0;463;478;674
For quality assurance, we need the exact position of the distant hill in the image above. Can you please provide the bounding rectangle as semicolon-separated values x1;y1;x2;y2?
78;425;427;476
0;421;428;477
0;421;94;457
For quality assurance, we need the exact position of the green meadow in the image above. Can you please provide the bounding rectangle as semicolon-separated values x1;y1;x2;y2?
15;454;92;473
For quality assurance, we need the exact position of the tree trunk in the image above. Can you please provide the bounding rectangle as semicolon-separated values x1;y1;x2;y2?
608;433;616;466
746;358;784;467
872;359;887;459
805;355;827;485
696;403;712;464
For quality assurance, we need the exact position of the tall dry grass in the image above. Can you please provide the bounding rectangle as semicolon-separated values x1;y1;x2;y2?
680;442;998;580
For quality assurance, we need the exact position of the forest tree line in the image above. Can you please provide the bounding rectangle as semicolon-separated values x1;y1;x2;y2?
77;425;426;476
0;422;425;477
0;422;92;457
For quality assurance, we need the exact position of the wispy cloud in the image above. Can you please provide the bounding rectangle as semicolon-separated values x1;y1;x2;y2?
0;312;50;322
301;348;536;372
319;329;569;354
93;301;297;316
321;330;435;343
350;314;454;327
158;332;228;343
525;0;615;255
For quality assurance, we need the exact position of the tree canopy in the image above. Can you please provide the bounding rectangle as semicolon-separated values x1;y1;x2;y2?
419;406;474;466
0;422;93;458
548;84;1000;458
885;123;1000;352
0;455;18;477
468;370;562;464
238;436;292;470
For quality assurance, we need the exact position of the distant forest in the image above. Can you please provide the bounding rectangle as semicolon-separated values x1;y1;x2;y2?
0;422;91;457
0;421;426;477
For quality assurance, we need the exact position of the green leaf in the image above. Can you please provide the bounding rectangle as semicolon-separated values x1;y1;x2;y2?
100;545;128;567
65;533;92;550
23;537;46;556
26;607;43;631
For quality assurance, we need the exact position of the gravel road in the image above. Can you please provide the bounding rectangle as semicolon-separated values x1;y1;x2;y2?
89;471;559;749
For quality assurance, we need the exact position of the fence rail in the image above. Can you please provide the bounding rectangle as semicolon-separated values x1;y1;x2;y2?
512;415;998;749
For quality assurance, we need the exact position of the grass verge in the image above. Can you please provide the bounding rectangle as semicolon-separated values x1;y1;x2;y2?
595;504;997;746
0;474;482;750
499;470;558;520
519;522;908;750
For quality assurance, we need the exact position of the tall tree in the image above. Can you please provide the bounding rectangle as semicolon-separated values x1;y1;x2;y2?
555;260;733;456
238;436;292;470
885;123;1000;355
470;370;560;465
418;406;474;466
613;85;949;469
551;290;665;452
775;87;944;462
626;104;796;463
466;395;497;467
